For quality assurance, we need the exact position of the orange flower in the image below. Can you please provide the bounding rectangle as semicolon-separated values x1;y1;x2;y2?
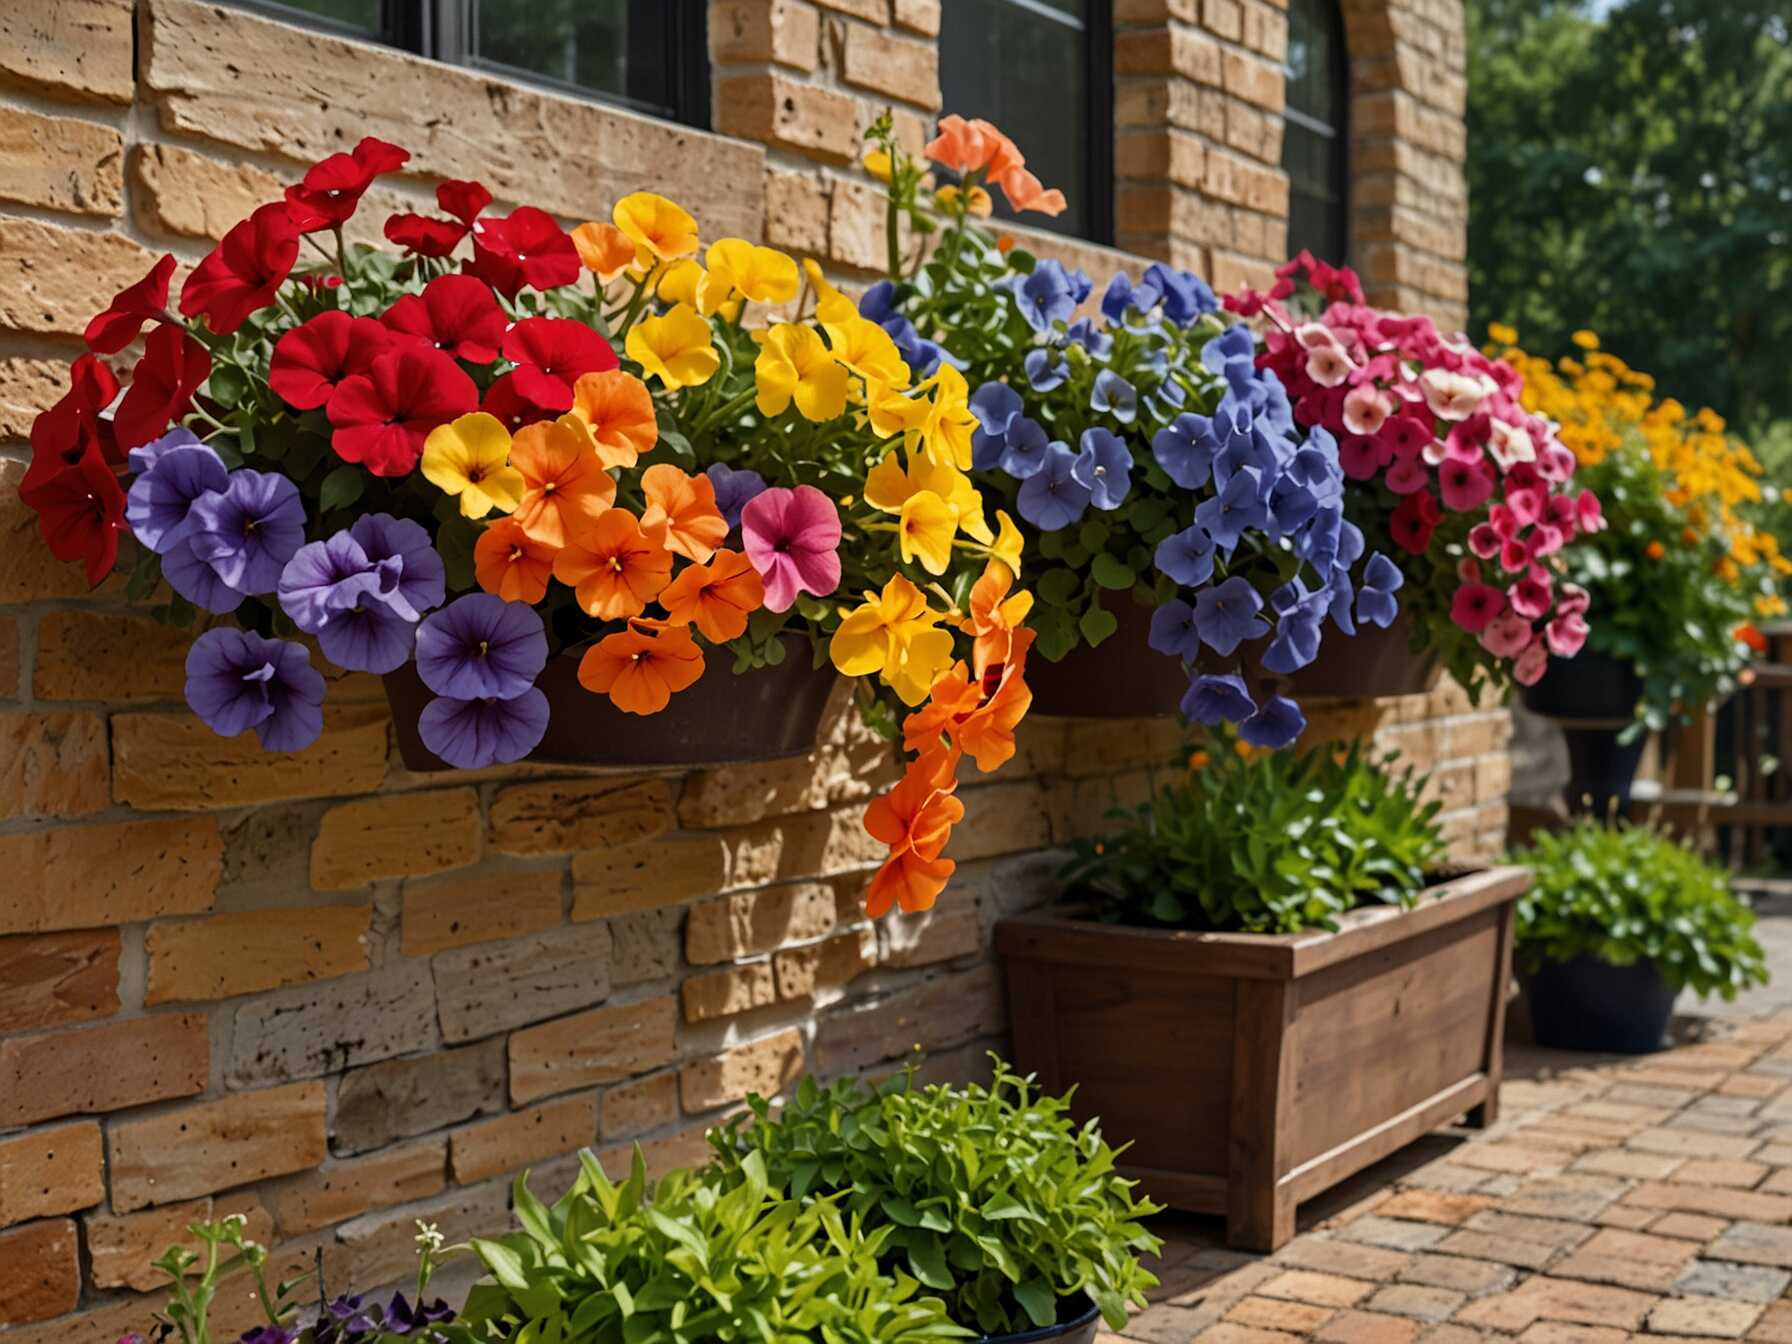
996;166;1066;217
569;370;658;469
570;221;638;283
552;508;671;619
640;463;728;563
1737;623;1768;655
996;234;1015;255
508;416;616;547
473;517;556;604
958;559;1034;684
902;628;1034;775
863;755;966;918
658;547;764;642
1645;540;1666;560
577;621;705;715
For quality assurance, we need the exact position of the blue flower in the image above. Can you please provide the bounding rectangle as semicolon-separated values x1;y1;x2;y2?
1287;426;1341;489
969;381;1024;470
1015;441;1091;531
1073;427;1133;511
1025;347;1068;391
1090;370;1137;424
186;469;306;596
1153;523;1214;587
126;441;228;554
1201;324;1256;375
859;279;901;324
1152;413;1217;490
1144;263;1216;326
1193;576;1268;655
1064;317;1112;358
1266;475;1318;537
1001;415;1052;479
1194;468;1269;554
1147;375;1187;418
1241;694;1307;748
1148;599;1202;662
1065;267;1094;305
1262;607;1323;675
1008;260;1077;333
1181;672;1255;725
1355;552;1404;629
1336;519;1366;569
1101;270;1162;323
1325;565;1357;636
706;463;769;530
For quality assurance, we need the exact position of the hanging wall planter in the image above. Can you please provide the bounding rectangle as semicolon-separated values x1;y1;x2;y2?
1026;599;1188;719
385;634;839;771
1278;611;1441;701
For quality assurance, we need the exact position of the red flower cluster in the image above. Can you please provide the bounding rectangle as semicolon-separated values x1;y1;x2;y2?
1232;253;1602;685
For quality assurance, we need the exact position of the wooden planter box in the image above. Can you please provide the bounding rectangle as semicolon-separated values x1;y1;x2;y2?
995;866;1529;1251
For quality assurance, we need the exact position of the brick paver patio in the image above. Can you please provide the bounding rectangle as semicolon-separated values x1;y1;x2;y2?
1113;934;1792;1340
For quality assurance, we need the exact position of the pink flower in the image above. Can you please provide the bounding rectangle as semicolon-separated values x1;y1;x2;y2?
1467;522;1501;559
1558;582;1591;616
1337;433;1389;481
1305;345;1353;387
1509;573;1553;619
1486;417;1536;469
1479;612;1533;658
1499;538;1530;572
741;485;842;612
1546;611;1589;657
1439;458;1493;512
1538;443;1578;481
1457;557;1482;585
1386;455;1429;494
1420;368;1491;421
1506;486;1543;527
1293;321;1339;350
1575;491;1605;533
1527;524;1566;561
1380;416;1432;460
1488;503;1520;540
1513;639;1549;686
1342;383;1391;437
1451;584;1506;633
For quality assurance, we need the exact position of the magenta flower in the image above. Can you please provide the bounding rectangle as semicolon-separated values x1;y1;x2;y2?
1450;584;1505;634
1512;640;1548;685
1439;458;1493;512
741;485;842;613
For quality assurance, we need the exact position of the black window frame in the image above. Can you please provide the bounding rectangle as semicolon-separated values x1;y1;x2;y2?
234;0;709;130
1281;0;1350;265
937;0;1116;247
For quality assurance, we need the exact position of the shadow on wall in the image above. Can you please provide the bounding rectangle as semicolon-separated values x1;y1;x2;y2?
1509;703;1570;810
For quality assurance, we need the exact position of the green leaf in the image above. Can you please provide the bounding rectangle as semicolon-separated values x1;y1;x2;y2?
1091;553;1135;590
1013;1278;1057;1329
207;364;249;409
1079;604;1119;646
318;464;365;514
905;1233;953;1290
1037;568;1082;607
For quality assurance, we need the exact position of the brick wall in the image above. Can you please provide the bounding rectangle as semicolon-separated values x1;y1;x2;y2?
0;0;1494;1337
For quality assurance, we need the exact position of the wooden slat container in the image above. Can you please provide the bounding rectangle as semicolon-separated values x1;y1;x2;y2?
995;866;1529;1251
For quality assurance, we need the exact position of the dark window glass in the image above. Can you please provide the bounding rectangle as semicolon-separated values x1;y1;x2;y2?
938;0;1113;243
1282;0;1349;264
229;1;706;128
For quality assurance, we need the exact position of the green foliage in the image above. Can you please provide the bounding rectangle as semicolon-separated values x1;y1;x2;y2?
708;1063;1161;1336
1508;819;1770;999
457;1150;968;1344
1467;0;1792;433
1061;736;1445;933
144;1215;311;1344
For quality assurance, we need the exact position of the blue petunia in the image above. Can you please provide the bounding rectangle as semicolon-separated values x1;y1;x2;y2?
1064;317;1113;358
1025;347;1068;392
1262;605;1323;675
1001;415;1052;480
1266;475;1318;537
1152;413;1217;490
1072;427;1133;510
1008;260;1077;333
1101;270;1162;323
1154;523;1215;588
1144;263;1217;326
1241;694;1308;748
1193;576;1268;656
1194;468;1270;554
1090;369;1137;424
1201;323;1256;375
1148;599;1202;662
1015;441;1092;531
1181;673;1256;725
1355;552;1405;629
1324;564;1358;636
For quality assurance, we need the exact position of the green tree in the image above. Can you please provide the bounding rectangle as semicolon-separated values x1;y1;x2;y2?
1467;0;1792;433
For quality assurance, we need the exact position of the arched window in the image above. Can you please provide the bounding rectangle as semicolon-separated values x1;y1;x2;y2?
1282;0;1349;263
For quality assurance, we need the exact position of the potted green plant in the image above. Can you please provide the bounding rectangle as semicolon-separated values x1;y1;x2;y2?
1508;818;1769;1053
708;1062;1160;1344
995;736;1530;1251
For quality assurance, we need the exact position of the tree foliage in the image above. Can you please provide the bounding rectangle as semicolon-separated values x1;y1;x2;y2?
1467;0;1792;432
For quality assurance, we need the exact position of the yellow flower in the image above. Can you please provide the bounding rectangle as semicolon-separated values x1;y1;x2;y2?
755;323;849;421
864;452;992;544
985;508;1024;576
824;315;910;390
829;574;956;706
934;183;993;217
917;365;977;469
865;380;931;441
1758;594;1789;618
699;238;800;313
656;258;704;306
801;258;858;326
612;192;699;263
1571;329;1600;350
420;412;526;519
625;303;719;389
897;490;958;575
1486;321;1517;346
863;147;893;184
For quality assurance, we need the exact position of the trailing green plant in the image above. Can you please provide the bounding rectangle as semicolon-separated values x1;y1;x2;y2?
1060;734;1446;933
708;1060;1160;1337
1508;818;1770;999
454;1149;968;1344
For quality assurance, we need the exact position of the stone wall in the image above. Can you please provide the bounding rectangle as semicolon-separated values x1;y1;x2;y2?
0;1;1493;1338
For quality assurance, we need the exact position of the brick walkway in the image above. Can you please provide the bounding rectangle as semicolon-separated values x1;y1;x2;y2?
1114;1006;1792;1342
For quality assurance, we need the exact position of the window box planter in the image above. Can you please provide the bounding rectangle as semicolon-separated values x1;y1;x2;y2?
384;633;839;771
994;865;1530;1251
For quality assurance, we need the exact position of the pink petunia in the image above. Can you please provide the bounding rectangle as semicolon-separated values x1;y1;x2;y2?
1337;433;1390;481
1558;582;1591;616
1342;383;1391;437
1479;612;1534;658
1546;611;1589;657
1386;455;1429;494
1467;522;1502;560
1512;639;1549;685
1575;491;1606;533
1509;573;1553;619
1451;584;1506;634
1506;486;1543;528
741;485;842;612
1305;345;1353;388
1439;458;1494;512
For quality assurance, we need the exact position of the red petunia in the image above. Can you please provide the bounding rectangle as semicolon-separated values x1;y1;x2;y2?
17;446;127;588
179;203;301;335
380;274;508;364
501;316;618;407
480;371;565;434
465;206;581;297
1390;490;1443;554
384;179;493;258
84;254;177;355
23;355;119;495
325;345;478;477
284;136;410;233
269;310;392;410
114;324;211;451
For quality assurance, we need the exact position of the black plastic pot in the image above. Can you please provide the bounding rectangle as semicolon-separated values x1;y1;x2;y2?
1559;724;1649;816
1523;650;1642;723
1521;954;1679;1054
979;1296;1100;1344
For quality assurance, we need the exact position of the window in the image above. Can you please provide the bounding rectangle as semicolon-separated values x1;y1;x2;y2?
1282;0;1349;264
938;0;1114;243
240;1;708;128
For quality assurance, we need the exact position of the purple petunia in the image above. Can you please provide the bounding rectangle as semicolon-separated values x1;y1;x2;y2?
418;687;550;769
277;519;442;675
127;426;205;477
1153;523;1215;588
184;627;325;752
350;513;445;622
1355;552;1404;629
1000;416;1051;480
706;463;769;531
278;531;385;633
186;469;306;595
1153;413;1217;490
1014;441;1091;532
414;594;547;700
1008;260;1078;333
1192;576;1268;656
125;443;227;554
1240;694;1307;748
1194;468;1270;555
1072;427;1133;511
1181;672;1255;725
1147;598;1202;663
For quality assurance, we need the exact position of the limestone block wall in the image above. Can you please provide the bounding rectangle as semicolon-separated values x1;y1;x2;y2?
0;1;1493;1338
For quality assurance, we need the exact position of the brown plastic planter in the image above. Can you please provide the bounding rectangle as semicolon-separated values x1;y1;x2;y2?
996;866;1529;1251
1280;612;1440;700
383;634;840;771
